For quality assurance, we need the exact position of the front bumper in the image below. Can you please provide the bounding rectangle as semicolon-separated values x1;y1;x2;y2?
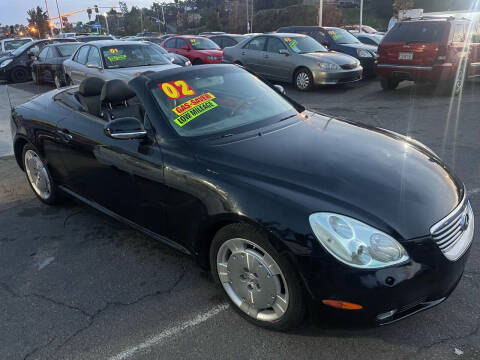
375;63;456;82
297;230;472;325
312;66;363;85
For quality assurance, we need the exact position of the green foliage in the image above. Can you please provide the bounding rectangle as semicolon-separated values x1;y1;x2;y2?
253;4;318;33
26;6;49;38
205;9;221;31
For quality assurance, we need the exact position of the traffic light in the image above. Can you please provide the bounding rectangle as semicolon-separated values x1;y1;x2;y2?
94;5;99;13
62;17;68;25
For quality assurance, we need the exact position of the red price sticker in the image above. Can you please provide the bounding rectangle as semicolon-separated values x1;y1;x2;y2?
158;80;196;100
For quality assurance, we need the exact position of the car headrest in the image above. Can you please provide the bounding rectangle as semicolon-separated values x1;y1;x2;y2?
101;79;136;105
78;77;105;97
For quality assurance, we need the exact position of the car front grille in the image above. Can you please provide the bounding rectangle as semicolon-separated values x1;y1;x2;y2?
341;63;357;70
430;196;474;261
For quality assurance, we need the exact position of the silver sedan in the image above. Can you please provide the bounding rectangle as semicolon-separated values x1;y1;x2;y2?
223;33;363;91
63;40;179;85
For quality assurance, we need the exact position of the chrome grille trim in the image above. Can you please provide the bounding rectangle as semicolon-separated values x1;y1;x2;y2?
430;194;474;261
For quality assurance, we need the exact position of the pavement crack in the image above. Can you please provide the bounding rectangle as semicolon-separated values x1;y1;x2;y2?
23;337;55;360
63;210;84;228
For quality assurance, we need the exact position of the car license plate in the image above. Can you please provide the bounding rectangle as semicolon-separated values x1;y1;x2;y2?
398;52;413;60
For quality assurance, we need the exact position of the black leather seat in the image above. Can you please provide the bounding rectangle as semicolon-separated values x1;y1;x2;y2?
100;79;143;122
76;77;105;117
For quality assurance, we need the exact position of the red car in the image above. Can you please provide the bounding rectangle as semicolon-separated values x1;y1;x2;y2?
376;17;480;94
161;35;223;65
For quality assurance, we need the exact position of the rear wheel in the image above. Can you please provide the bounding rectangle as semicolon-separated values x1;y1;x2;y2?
22;143;61;205
193;59;203;65
380;77;399;91
294;68;314;91
10;67;30;83
210;223;306;331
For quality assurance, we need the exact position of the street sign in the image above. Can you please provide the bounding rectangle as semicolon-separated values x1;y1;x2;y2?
91;23;102;29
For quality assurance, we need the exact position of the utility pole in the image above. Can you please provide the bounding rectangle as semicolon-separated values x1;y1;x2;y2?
250;0;254;33
103;13;109;34
246;0;249;33
359;0;364;33
44;0;53;37
161;4;166;33
318;0;323;26
55;0;63;33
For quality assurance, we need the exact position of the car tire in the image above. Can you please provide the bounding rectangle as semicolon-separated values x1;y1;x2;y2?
380;77;399;91
294;68;314;91
54;72;65;89
31;69;41;85
210;223;306;331
193;59;203;65
10;67;30;83
22;143;61;205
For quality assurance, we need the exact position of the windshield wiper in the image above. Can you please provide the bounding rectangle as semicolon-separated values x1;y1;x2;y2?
279;114;296;122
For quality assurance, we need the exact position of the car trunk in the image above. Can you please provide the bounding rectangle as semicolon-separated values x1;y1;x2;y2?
379;21;450;66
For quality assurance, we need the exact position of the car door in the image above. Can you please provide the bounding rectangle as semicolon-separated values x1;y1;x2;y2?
69;45;90;84
175;38;191;59
163;38;176;53
42;46;57;83
56;109;151;224
263;37;292;81
240;36;268;74
85;46;104;77
33;47;49;81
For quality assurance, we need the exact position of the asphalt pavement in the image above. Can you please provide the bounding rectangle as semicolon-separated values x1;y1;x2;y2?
0;79;479;360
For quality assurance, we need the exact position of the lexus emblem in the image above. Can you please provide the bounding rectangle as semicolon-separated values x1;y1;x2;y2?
459;213;469;232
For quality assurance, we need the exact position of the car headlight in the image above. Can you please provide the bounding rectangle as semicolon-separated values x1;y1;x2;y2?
318;62;341;71
357;49;373;58
185;60;192;66
309;213;409;269
0;59;13;68
206;56;218;60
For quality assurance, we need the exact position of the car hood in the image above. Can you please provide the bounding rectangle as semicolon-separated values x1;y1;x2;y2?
106;64;180;79
301;51;358;65
192;112;463;240
340;42;377;53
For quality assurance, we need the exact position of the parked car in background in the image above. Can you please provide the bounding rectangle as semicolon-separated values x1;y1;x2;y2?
158;34;177;42
199;31;226;36
131;38;192;66
277;26;378;75
0;37;33;57
351;32;384;46
343;25;381;34
161;35;223;65
209;34;248;49
63;40;179;84
31;42;81;88
223;33;362;91
57;32;76;39
0;38;77;83
136;32;160;37
76;35;115;43
376;17;480;95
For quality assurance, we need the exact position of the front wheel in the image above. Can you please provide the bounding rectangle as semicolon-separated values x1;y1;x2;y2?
294;68;314;91
10;67;30;83
22;144;61;205
380;77;399;90
210;223;306;331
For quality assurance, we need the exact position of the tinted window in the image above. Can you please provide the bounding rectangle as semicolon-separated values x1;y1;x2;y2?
358;36;377;45
384;22;446;43
37;47;49;61
57;43;80;57
267;37;286;53
326;28;360;44
87;47;102;67
176;38;189;49
45;47;54;59
75;45;90;64
211;37;223;47
223;38;237;47
164;38;176;48
308;30;329;44
281;36;327;54
247;37;267;51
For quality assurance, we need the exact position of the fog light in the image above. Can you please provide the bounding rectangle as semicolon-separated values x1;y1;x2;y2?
322;299;363;310
376;309;397;321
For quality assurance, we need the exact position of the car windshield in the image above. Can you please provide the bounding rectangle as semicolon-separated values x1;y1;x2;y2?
327;28;361;44
384;22;446;43
188;37;220;50
4;39;31;51
151;66;297;137
11;41;34;56
282;36;327;53
101;44;170;69
57;43;81;57
233;35;248;43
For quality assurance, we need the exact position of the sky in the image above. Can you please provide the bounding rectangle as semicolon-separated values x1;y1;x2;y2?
0;0;160;26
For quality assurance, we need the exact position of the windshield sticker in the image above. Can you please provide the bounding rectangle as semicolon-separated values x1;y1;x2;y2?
288;40;298;48
283;37;291;42
328;30;340;41
190;39;198;43
174;100;218;127
159;80;196;100
172;92;216;116
109;48;119;53
107;54;127;62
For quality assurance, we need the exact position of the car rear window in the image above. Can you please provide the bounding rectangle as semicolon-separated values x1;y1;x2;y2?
384;22;446;43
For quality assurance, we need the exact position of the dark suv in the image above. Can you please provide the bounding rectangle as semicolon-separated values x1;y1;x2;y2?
376;17;480;94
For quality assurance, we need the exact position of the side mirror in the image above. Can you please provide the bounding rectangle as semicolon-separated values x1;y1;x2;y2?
104;117;147;139
274;84;286;95
279;49;289;55
87;63;102;70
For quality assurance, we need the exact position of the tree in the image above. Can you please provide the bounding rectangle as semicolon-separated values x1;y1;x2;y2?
26;6;49;38
393;0;415;14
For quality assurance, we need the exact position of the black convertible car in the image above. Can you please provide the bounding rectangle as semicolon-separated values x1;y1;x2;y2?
11;65;474;330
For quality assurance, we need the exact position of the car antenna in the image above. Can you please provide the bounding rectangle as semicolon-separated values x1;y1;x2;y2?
5;84;13;111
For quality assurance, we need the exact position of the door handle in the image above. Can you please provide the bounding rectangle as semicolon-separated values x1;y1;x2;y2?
57;129;73;142
241;51;246;55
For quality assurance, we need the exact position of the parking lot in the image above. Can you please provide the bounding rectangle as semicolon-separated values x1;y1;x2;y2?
1;78;479;360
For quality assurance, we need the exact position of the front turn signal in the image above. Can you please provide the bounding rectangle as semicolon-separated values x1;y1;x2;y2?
322;299;363;310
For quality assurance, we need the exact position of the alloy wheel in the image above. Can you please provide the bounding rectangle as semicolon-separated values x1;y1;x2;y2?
216;238;289;322
24;149;51;200
296;72;310;90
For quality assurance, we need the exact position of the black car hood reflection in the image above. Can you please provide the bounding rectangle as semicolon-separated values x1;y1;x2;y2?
191;112;462;240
